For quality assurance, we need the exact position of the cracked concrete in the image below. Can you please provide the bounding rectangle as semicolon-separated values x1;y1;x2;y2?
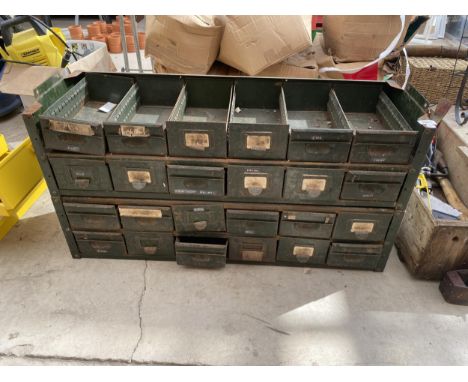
1;78;468;366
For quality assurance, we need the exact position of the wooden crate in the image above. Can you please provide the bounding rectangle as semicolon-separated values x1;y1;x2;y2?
396;190;468;280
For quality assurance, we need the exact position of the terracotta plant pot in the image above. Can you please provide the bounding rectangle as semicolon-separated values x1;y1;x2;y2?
87;23;101;38
68;25;84;40
91;34;107;44
108;33;122;53
106;24;113;34
124;23;132;34
95;20;107;34
125;34;136;53
137;32;145;49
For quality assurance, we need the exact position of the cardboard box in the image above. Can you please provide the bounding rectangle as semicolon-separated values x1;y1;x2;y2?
257;47;318;78
218;16;312;76
323;16;412;63
145;15;225;74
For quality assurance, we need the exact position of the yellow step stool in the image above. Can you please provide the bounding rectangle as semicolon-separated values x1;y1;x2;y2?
0;134;47;239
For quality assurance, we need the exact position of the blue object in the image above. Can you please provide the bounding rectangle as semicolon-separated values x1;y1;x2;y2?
0;59;23;117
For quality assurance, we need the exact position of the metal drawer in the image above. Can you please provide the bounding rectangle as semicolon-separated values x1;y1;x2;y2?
279;211;335;238
49;156;113;191
175;237;227;268
286;86;353;163
228;79;288;159
277;237;329;265
227;165;284;199
64;202;120;231
340;171;406;203
327;243;383;270
226;210;279;237
124;231;175;258
283;167;345;202
118;205;173;232
40;74;134;155
167;165;225;197
228;236;277;263
108;159;168;193
333;212;393;242
74;231;126;256
104;76;183;155
172;204;225;233
166;78;232;158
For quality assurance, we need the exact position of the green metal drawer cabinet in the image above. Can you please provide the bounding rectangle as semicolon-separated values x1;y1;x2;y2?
25;72;435;272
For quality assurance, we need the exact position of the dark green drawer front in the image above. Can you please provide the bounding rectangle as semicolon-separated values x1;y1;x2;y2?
228;124;289;160
280;211;335;239
108;159;168;193
105;124;167;156
166;122;227;158
327;243;383;270
172;204;225;233
64;203;120;231
74;232;126;256
167;165;225;197
333;212;393;242
228;237;277;263
175;238;227;268
124;231;175;258
340;171;406;203
118;206;173;232
277;237;329;265
288;129;352;163
227;165;284;199
50;157;113;191
283;168;345;202
349;142;414;164
41;126;105;156
226;210;279;237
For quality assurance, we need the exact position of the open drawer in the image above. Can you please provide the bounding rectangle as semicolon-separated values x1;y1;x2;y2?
175;237;227;268
40;73;134;155
104;76;183;155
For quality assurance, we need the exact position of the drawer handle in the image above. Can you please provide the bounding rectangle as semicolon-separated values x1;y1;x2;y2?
185;133;210;150
293;245;315;263
90;242;112;253
357;184;385;196
119;125;150;137
49;120;94;136
74;178;90;188
302;178;327;196
246;135;271;151
183;178;208;188
367;146;397;157
342;255;366;263
244;176;267;196
127;170;152;190
293;222;321;230
193;220;208;231
143;246;158;255
241;250;264;261
305;142;331;155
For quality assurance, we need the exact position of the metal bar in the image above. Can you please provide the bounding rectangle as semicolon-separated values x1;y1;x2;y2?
130;15;143;73
119;16;129;73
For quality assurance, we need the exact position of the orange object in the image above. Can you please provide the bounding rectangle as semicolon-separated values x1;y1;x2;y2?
106;24;113;34
87;23;101;38
124;23;132;34
95;20;107;34
68;25;84;40
125;34;136;52
138;32;145;49
108;33;122;53
91;34;107;44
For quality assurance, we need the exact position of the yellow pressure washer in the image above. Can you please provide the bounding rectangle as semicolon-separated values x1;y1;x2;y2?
0;15;70;68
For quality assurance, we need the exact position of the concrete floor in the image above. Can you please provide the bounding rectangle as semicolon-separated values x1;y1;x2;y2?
1;30;468;364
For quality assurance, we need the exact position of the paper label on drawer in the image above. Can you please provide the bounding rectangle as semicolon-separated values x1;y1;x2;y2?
119;125;150;137
185;133;209;150
302;178;326;192
351;222;374;233
127;170;152;184
244;176;267;190
293;246;314;257
49;120;94;136
246;135;271;151
241;250;264;261
119;207;162;218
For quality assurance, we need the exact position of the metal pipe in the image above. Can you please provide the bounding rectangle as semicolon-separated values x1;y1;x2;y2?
119;16;129;73
130;16;143;73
